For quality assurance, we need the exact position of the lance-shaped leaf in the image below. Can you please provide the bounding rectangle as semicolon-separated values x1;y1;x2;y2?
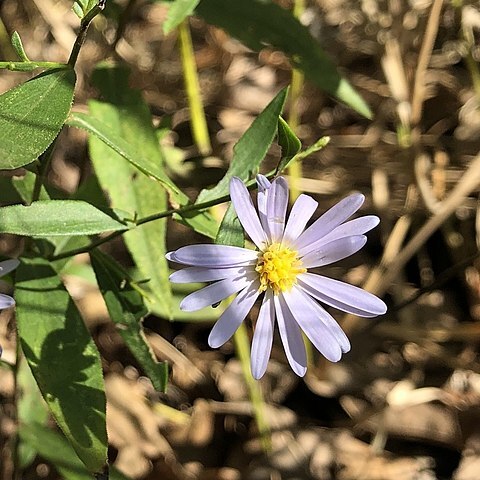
196;87;288;204
0;200;128;236
0;68;76;169
90;250;168;392
67;112;218;239
195;0;371;118
162;0;200;34
15;257;107;474
87;65;172;317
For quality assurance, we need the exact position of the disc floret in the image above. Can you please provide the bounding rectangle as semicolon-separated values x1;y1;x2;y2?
255;243;306;294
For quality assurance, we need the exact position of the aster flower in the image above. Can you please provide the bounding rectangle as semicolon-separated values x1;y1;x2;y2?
167;176;386;379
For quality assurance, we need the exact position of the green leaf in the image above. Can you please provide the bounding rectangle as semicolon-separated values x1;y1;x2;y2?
11;31;30;61
15;257;107;474
69;111;182;197
0;69;76;169
195;0;371;118
275;116;301;174
163;0;200;34
87;65;172;316
196;87;288;204
0;200;128;236
17;358;49;469
90;250;169;392
68;108;218;238
215;204;243;247
73;0;99;18
20;423;131;480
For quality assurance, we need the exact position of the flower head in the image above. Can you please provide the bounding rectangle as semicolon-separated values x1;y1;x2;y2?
167;176;386;379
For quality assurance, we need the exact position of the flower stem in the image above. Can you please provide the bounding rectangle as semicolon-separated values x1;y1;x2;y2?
178;19;212;156
233;323;271;452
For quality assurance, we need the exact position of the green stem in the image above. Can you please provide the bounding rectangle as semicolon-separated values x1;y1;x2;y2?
287;0;305;202
31;143;56;204
68;2;105;68
0;61;67;71
49;139;330;262
178;19;212;156
233;323;271;452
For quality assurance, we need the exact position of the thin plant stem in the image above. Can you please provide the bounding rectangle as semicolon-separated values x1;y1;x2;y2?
68;1;106;68
233;323;272;452
178;19;212;156
0;61;66;71
287;0;305;202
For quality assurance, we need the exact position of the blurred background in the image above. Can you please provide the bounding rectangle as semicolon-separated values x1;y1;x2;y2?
2;0;480;479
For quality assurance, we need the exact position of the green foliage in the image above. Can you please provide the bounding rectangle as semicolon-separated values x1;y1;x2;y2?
67;112;219;238
0;69;76;169
20;423;131;480
87;64;173;316
275;116;302;174
215;204;244;248
90;250;169;392
196;87;288;204
0;200;128;237
17;359;49;469
73;0;99;19
163;0;200;34
15;258;108;474
195;0;371;118
11;31;30;61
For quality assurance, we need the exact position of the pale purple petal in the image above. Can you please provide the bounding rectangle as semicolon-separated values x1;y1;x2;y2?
282;194;318;247
0;259;20;277
208;280;261;348
256;174;271;191
257;174;271;236
170;265;253;283
274;294;307;377
300;235;367;269
282;288;345;361
0;294;15;310
294;193;365;252
266;177;289;243
167;244;257;267
230;177;268;249
251;290;275;379
180;273;256;311
298;273;387;317
299;216;379;257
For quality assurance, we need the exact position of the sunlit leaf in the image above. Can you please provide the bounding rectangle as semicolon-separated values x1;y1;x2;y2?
196;87;288;204
275;116;301;174
195;0;371;118
87;65;172;316
16;257;107;473
73;0;99;19
67;112;218;238
163;0;200;34
0;69;75;169
11;31;30;61
0;200;128;236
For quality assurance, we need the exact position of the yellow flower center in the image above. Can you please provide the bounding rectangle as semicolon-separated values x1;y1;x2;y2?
255;243;306;294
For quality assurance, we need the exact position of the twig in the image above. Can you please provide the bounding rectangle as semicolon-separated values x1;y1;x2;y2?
343;152;480;334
